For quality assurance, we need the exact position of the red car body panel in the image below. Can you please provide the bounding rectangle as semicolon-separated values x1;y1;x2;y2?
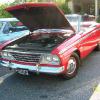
0;3;100;75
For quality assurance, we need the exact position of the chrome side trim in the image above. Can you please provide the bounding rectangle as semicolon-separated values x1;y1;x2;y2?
1;61;64;74
59;28;96;54
59;39;80;54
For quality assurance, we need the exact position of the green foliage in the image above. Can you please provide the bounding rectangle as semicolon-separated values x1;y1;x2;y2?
97;16;100;23
0;4;12;18
59;3;71;14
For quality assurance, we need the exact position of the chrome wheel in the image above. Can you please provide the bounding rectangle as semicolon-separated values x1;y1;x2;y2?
62;53;80;79
67;57;77;75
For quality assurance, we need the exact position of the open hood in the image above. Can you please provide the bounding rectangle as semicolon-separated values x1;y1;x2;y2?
6;3;74;32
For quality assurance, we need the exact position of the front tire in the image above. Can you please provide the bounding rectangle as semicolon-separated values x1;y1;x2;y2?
63;53;80;79
96;43;100;51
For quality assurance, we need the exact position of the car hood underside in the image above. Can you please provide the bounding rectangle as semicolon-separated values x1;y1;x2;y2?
6;3;74;32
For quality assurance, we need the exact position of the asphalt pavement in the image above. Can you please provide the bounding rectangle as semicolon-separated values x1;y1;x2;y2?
0;51;100;100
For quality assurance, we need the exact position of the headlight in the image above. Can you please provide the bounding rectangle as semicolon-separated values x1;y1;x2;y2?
46;55;53;62
41;54;60;65
52;55;60;62
2;52;8;57
1;51;15;60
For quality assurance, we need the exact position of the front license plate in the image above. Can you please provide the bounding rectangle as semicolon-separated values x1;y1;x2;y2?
17;69;29;75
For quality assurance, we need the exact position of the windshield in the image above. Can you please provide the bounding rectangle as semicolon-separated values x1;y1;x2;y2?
65;15;81;32
82;15;95;22
67;16;78;22
66;15;95;22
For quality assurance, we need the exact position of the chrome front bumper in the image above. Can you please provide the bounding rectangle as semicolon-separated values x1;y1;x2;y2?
1;61;64;74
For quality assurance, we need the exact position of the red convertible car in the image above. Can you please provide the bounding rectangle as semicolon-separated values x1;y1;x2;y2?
0;3;100;79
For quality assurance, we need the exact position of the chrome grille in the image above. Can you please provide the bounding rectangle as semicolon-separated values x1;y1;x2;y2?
10;52;41;63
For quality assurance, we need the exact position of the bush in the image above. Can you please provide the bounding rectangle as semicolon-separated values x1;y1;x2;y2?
97;16;100;23
59;3;71;14
0;4;12;18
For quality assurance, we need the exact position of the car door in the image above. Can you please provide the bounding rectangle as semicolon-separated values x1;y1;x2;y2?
95;24;100;44
80;27;97;58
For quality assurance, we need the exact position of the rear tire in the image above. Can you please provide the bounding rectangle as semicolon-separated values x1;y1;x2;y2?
62;53;80;79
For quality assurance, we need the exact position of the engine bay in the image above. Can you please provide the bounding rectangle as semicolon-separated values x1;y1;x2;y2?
4;29;75;53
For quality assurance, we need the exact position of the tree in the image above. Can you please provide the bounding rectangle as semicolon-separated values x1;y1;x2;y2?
0;4;12;18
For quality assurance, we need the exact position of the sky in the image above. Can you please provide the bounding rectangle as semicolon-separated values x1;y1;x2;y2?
0;0;15;4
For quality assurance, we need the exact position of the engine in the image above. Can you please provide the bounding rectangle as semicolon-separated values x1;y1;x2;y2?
4;29;74;53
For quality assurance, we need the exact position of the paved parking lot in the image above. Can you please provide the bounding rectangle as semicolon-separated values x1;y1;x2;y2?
0;51;100;100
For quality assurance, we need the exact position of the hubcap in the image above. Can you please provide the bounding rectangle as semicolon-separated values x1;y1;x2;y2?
67;57;77;75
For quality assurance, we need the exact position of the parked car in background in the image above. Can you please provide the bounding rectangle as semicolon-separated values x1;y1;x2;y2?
0;18;29;44
0;18;28;34
0;3;100;79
